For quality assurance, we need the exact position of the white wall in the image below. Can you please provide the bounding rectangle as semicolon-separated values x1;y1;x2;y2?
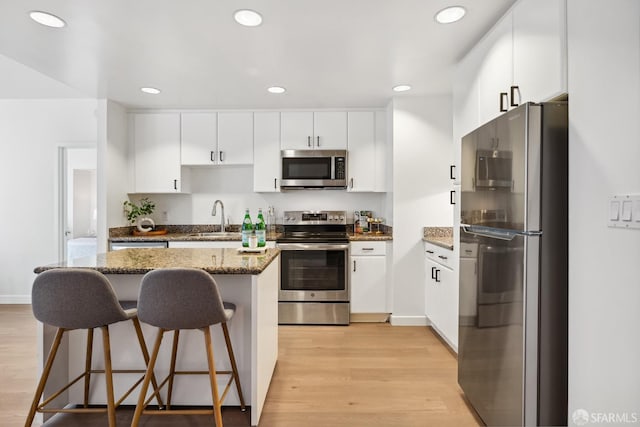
390;95;453;325
567;0;640;422
97;99;129;252
0;99;97;302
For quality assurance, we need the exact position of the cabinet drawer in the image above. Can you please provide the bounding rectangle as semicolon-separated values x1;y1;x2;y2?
350;241;386;256
424;242;453;269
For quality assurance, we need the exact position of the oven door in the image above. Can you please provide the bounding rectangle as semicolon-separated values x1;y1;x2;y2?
278;243;349;301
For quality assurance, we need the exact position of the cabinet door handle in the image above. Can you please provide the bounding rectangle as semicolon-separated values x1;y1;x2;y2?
274;178;277;189
435;269;441;283
350;178;354;189
450;165;456;180
353;260;357;272
499;92;508;112
173;179;178;190
219;151;224;162
450;190;456;205
438;255;448;260
431;266;437;279
510;85;520;107
362;247;374;251
307;136;312;147
426;250;434;254
210;151;215;162
316;136;320;147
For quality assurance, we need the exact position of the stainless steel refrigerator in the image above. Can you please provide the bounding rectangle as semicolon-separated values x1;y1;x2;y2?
458;102;568;426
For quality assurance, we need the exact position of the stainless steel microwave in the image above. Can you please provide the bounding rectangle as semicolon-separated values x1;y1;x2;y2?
280;149;347;189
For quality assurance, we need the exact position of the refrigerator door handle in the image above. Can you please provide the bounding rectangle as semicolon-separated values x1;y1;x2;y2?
461;224;543;240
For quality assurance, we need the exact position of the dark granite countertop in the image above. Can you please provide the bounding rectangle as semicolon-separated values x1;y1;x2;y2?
422;227;454;250
34;247;280;275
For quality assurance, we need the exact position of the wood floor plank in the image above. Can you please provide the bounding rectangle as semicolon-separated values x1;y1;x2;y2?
2;305;482;427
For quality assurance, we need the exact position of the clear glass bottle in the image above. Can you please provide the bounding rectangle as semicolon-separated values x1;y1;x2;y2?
241;209;254;247
255;208;266;247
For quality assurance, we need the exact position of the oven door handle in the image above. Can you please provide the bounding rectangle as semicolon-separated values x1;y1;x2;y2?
277;243;350;251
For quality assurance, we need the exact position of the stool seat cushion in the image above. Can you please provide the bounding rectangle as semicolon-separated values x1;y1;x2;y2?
138;268;234;330
32;269;134;329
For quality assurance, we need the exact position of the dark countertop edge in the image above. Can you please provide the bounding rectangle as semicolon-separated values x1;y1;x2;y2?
422;237;454;251
34;265;269;275
110;233;393;242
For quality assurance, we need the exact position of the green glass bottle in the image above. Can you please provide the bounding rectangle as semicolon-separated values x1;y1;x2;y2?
256;208;266;247
241;209;253;247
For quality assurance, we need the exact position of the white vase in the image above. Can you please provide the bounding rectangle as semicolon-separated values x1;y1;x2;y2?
136;217;155;233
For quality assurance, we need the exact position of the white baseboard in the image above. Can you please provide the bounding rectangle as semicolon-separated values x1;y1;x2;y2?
0;295;31;304
389;314;428;326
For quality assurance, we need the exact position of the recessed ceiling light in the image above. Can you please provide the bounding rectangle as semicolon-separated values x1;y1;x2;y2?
393;85;412;92
435;6;466;24
234;9;263;27
267;86;286;94
140;87;161;95
29;11;66;28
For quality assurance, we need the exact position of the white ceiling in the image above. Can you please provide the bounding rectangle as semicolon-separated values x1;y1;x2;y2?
0;0;516;109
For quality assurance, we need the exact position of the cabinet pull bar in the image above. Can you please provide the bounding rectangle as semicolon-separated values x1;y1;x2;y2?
274;178;277;189
362;248;374;251
210;151;215;162
450;190;456;205
450;165;456;180
510;85;520;107
173;179;178;190
435;269;441;283
438;255;448;260
431;266;437;279
350;178;354;189
499;92;508;112
316;136;320;147
426;250;434;254
219;151;224;162
353;260;356;272
307;136;311;147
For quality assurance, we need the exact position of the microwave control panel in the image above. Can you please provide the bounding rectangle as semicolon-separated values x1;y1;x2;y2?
335;157;346;179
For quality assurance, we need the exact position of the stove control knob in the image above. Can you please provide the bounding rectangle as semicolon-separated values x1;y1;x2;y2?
339;215;345;221
328;215;334;221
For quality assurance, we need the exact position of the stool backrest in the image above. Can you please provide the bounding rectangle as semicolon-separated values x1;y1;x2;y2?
138;268;230;330
32;269;130;329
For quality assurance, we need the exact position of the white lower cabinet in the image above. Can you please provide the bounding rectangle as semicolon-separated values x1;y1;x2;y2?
424;242;458;352
350;241;388;317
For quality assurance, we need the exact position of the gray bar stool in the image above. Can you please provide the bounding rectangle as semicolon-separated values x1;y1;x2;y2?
131;267;246;427
26;268;163;427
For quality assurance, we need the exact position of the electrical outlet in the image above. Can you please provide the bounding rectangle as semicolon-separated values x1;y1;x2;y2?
161;211;168;222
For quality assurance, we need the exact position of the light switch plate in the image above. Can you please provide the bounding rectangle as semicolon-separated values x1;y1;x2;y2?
608;194;640;230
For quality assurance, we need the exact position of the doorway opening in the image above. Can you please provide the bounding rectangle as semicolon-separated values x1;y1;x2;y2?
58;146;97;261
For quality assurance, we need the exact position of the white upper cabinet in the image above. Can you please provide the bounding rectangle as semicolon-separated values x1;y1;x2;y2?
253;112;281;192
181;113;217;165
132;113;189;193
478;14;514;125
181;112;253;165
347;112;376;192
281;111;347;150
217;112;254;165
512;0;567;105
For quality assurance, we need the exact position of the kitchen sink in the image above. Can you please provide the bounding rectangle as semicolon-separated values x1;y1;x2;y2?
188;232;241;238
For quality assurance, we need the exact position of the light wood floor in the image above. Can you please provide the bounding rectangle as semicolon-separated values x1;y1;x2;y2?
3;305;482;427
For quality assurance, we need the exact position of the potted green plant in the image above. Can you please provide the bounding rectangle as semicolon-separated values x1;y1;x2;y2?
123;198;156;232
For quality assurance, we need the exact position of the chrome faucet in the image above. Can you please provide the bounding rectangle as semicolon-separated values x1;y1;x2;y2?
212;200;225;232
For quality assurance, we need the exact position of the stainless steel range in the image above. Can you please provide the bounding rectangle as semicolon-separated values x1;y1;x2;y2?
277;210;349;325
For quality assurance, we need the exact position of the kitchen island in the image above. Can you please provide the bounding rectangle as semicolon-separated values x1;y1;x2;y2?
34;247;280;426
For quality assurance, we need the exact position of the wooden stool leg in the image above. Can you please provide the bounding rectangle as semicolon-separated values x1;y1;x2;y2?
101;326;116;427
221;322;246;410
167;330;180;410
203;326;224;427
25;327;65;427
131;329;165;427
83;328;94;408
131;317;164;408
